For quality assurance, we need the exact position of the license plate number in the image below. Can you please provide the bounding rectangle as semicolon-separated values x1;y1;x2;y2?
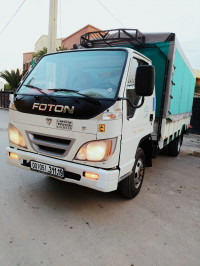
30;161;64;178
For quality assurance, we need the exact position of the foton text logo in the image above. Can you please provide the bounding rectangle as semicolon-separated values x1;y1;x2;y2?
32;103;75;114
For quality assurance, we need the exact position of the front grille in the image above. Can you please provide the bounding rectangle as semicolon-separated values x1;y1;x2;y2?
37;144;65;155
28;132;75;157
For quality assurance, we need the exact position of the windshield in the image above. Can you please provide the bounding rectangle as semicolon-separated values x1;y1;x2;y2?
18;50;127;99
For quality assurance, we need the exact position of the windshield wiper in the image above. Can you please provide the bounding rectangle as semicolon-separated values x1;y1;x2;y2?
23;84;56;102
48;88;101;105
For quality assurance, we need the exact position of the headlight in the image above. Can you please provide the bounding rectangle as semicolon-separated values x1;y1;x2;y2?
8;124;27;148
75;138;117;162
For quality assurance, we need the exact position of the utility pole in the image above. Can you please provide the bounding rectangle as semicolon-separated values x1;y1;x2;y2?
47;0;58;53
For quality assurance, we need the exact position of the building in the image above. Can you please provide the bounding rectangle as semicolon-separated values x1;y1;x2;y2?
194;69;200;93
62;24;100;49
34;35;62;52
23;24;101;72
23;52;34;72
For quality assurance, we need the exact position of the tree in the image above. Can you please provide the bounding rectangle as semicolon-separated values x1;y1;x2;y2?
4;83;11;91
33;47;47;61
56;46;67;51
0;69;22;91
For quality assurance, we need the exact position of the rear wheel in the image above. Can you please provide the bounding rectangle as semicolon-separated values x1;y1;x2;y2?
118;148;145;199
168;135;183;157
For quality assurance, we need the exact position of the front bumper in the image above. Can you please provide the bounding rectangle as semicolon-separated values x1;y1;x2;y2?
6;147;119;192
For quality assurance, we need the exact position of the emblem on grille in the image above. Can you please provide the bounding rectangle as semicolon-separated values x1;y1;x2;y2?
46;118;52;125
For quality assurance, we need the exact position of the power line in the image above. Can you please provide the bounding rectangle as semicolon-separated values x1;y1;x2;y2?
96;0;125;28
0;0;27;35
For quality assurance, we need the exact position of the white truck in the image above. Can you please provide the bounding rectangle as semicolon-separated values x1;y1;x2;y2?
6;29;195;198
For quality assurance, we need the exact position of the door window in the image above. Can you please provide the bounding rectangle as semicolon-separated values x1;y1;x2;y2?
126;59;139;118
126;59;148;118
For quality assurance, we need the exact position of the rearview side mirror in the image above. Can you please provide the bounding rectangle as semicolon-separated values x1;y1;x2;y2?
135;65;155;97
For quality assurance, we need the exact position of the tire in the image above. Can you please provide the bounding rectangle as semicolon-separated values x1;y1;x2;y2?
168;135;182;157
118;148;145;199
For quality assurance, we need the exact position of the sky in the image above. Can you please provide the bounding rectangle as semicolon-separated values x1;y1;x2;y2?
0;0;200;83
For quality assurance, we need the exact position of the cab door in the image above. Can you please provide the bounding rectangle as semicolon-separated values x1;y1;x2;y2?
119;57;155;178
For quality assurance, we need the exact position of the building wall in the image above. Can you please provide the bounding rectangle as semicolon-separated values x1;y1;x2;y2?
35;35;62;52
62;24;100;49
23;52;34;72
195;69;200;85
196;78;200;86
194;69;200;93
35;35;48;52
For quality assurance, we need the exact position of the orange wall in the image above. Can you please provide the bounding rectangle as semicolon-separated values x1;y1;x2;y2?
23;52;34;71
62;25;100;49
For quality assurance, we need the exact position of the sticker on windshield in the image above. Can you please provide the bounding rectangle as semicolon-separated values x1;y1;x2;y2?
56;119;73;130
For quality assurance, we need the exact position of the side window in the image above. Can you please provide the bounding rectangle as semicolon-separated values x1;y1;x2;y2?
138;60;148;66
126;59;139;118
126;59;148;118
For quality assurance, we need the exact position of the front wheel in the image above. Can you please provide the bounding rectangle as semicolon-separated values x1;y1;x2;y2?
118;148;145;199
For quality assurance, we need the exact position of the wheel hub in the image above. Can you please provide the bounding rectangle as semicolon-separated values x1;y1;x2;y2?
134;159;144;188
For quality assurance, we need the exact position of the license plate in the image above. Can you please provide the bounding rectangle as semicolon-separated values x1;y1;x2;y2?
30;161;64;178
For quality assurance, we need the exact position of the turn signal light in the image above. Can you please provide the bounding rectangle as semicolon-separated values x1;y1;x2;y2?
102;111;122;120
84;172;99;180
9;152;19;160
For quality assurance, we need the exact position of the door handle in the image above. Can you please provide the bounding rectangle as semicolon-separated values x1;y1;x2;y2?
149;114;153;121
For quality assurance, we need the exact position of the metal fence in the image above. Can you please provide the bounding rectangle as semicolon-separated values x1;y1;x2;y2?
0;91;13;109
